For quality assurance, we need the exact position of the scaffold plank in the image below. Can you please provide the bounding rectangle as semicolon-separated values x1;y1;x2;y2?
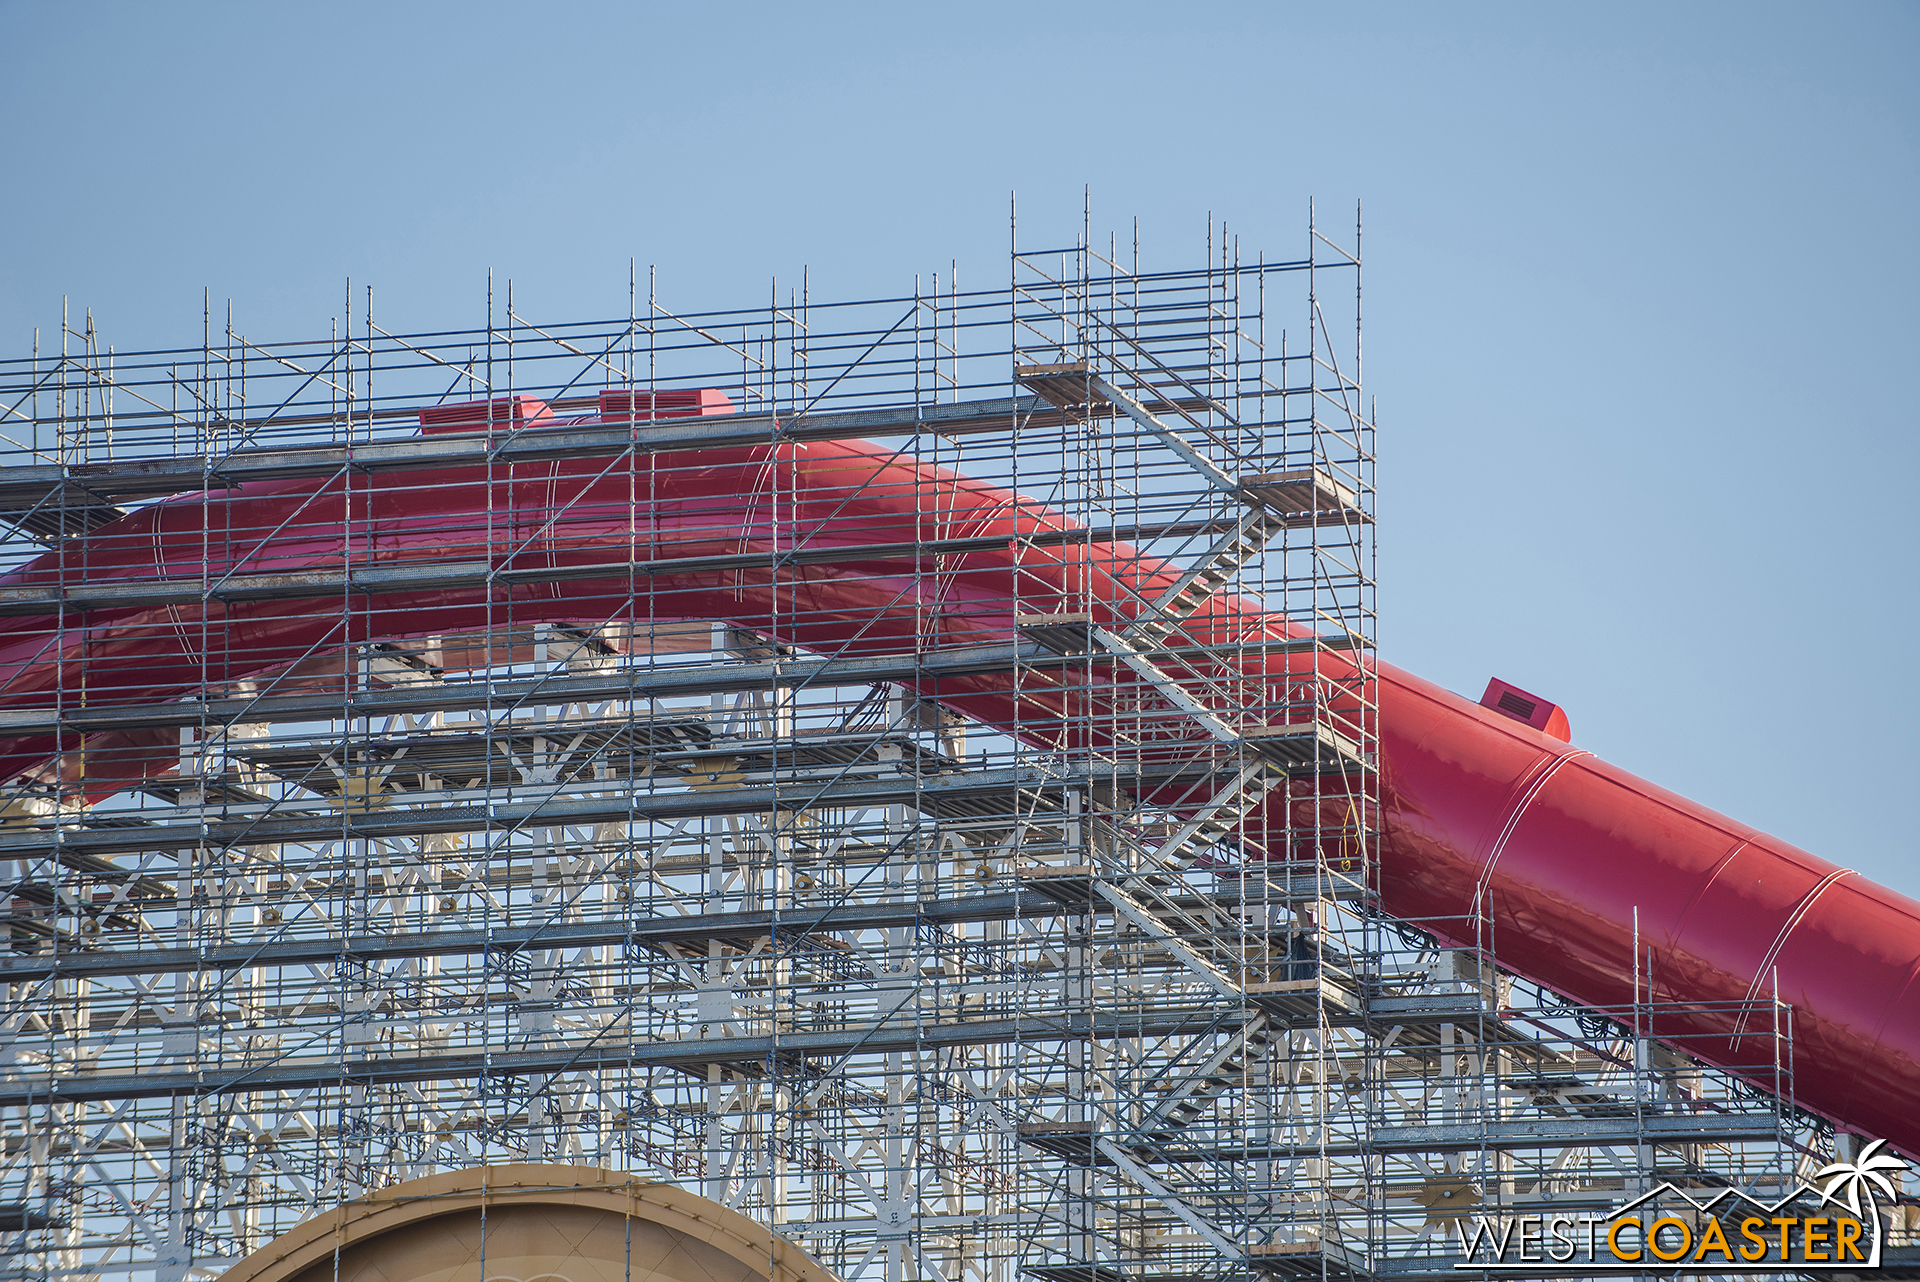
0;761;1205;859
0;519;1229;617
0;396;1058;507
1148;1112;1780;1161
0;1007;1235;1107
0;891;1074;982
0;632;1366;739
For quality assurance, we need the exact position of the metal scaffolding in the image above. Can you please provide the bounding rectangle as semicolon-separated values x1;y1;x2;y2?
0;213;1823;1282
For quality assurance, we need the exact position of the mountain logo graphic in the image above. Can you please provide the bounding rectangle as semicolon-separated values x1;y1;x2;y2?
1452;1139;1909;1273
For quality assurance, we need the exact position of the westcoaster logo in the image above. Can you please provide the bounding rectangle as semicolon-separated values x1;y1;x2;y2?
1453;1139;1907;1273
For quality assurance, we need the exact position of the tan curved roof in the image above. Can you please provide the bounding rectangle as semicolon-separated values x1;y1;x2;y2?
220;1164;840;1282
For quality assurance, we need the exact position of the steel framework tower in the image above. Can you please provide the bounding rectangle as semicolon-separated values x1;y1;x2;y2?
0;216;1823;1282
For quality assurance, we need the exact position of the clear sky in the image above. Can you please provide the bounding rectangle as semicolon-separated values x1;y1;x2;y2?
2;2;1916;894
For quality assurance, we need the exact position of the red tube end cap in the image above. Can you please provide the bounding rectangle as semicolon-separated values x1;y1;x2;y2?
1480;677;1571;742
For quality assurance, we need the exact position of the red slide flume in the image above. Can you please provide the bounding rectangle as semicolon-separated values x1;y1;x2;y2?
0;406;1911;1154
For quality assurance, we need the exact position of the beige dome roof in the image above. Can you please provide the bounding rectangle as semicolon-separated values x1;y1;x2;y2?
220;1165;839;1282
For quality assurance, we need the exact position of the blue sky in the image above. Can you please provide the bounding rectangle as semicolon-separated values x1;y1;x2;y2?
2;1;1916;893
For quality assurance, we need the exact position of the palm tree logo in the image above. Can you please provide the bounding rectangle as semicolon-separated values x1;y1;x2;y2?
1813;1138;1907;1232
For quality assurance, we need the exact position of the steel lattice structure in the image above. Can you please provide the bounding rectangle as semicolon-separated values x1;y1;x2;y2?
0;216;1830;1282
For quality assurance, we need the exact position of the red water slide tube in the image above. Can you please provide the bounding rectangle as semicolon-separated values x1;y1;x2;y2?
0;422;1913;1155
